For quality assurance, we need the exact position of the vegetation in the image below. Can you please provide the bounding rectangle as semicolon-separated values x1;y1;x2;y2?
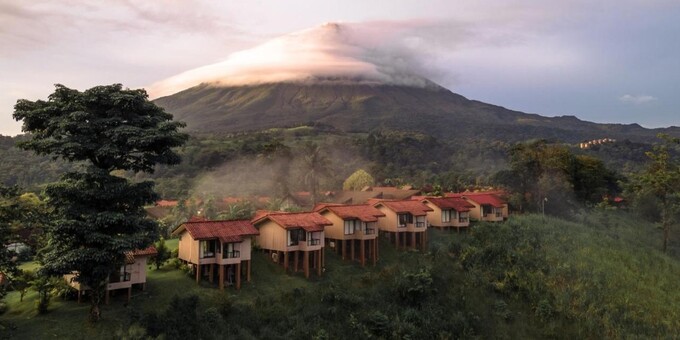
2;210;679;338
13;83;188;321
343;169;375;190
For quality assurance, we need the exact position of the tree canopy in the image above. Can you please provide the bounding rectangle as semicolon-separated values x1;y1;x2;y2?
13;83;187;321
343;169;375;190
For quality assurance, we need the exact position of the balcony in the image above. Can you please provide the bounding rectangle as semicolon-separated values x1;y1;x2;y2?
200;251;215;259
364;228;376;235
458;218;469;224
223;250;241;259
109;272;130;283
397;223;407;228
308;238;321;246
415;222;426;228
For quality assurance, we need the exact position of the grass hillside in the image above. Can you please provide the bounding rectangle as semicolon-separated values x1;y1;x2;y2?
2;210;679;338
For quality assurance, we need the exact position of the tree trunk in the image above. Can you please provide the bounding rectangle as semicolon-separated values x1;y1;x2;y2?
89;283;105;322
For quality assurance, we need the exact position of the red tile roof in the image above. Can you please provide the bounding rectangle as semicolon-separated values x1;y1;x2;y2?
421;197;475;212
373;200;433;216
130;246;158;256
316;204;386;222
156;200;178;207
173;219;259;243
447;192;505;208
252;211;332;232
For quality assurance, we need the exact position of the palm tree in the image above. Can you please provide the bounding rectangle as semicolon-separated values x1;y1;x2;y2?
301;142;332;206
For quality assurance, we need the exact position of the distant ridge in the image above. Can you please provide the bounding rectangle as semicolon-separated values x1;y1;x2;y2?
154;81;679;143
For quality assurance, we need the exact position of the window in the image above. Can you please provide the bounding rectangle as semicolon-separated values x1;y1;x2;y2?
398;213;412;227
288;229;306;246
222;243;240;258
441;209;451;223
482;205;493;217
200;240;216;258
416;216;426;228
344;219;359;235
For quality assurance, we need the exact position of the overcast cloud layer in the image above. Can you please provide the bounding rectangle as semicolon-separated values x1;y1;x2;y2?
2;0;679;135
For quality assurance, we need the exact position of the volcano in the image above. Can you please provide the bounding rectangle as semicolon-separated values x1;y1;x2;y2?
150;23;678;142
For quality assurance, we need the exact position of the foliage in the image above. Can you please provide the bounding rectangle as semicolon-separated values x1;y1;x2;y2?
10;270;35;302
13;83;188;321
217;200;256;220
300;141;332;206
342;169;375;190
151;238;171;270
494;140;620;214
0;185;21;299
629;134;680;252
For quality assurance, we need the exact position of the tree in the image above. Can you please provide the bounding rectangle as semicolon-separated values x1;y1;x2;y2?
632;134;680;253
343;169;375;191
300;142;332;206
11;269;36;302
13;84;187;321
0;185;21;299
151;238;171;270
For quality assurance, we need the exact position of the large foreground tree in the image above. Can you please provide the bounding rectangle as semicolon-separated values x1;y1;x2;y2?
13;84;187;321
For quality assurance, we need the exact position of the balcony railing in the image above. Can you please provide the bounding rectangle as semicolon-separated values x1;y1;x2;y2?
458;218;469;223
398;223;407;228
415;222;425;228
223;250;240;259
495;212;502;218
200;251;215;259
364;228;376;235
308;238;321;246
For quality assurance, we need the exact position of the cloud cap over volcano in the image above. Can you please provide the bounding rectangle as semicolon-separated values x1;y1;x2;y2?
149;22;434;98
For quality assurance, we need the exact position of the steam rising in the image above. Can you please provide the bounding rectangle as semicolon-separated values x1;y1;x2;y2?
148;22;432;98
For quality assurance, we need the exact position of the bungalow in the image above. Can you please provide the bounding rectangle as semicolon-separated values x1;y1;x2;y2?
65;246;157;304
447;192;508;222
418;197;475;232
172;219;259;290
251;211;332;278
315;203;385;266
371;200;433;251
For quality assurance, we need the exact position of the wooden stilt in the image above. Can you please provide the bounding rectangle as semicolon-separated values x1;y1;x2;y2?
342;239;347;260
395;232;399;250
236;263;241;289
304;251;310;278
351;239;355;262
142;283;146;291
247;260;251;282
105;289;110;305
317;249;322;276
77;290;82;303
294;250;299;272
219;265;225;290
127;287;131;303
373;238;377;266
284;251;289;272
196;264;201;283
209;264;214;283
360;239;366;266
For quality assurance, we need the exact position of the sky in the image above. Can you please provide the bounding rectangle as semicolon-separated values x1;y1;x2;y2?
2;0;679;136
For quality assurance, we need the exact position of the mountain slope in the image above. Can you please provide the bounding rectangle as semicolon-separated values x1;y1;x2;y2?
154;82;679;142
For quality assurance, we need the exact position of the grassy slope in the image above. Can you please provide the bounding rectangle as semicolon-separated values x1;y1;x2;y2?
2;210;679;338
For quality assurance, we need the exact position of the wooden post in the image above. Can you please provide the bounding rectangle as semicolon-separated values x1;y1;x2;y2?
411;232;416;249
105;289;110;305
351;239;355;262
219;265;225;290
304;251;310;278
196;264;201;283
342;239;347;260
317;249;322;276
294;250;299;272
236;263;241;289
127;287;131;303
284;251;289;272
142;283;146;291
360;239;366;266
373;238;377;266
395;232;399;250
209;264;214;283
77;290;82;304
247;260;251;282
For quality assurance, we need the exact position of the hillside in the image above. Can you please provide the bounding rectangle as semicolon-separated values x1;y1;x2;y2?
3;211;679;338
154;82;680;143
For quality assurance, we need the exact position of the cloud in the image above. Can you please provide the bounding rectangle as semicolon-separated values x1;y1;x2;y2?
619;94;658;104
